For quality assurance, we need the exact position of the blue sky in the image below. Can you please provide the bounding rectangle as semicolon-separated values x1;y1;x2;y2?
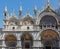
0;0;59;28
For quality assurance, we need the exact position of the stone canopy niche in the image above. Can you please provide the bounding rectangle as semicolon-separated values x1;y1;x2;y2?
5;34;17;47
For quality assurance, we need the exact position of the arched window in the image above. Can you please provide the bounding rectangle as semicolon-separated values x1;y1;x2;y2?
40;15;57;25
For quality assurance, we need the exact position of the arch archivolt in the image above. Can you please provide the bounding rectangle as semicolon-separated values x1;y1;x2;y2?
37;12;59;24
38;29;59;40
5;34;16;41
21;33;33;48
40;29;59;40
4;33;17;47
21;33;33;40
39;29;59;47
4;33;17;40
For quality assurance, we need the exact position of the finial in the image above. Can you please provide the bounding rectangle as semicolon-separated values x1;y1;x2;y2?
19;1;22;13
34;5;37;18
19;5;22;18
20;5;22;12
19;5;22;16
47;0;50;6
34;5;37;11
4;6;7;12
12;8;14;15
4;6;8;19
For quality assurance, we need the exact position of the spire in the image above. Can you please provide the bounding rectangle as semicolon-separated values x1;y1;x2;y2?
47;0;50;7
34;5;37;18
12;8;14;16
20;5;22;12
19;5;22;18
5;6;8;12
4;6;8;19
34;5;37;12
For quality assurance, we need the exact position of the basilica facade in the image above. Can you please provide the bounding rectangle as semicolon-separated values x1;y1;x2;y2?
0;1;60;49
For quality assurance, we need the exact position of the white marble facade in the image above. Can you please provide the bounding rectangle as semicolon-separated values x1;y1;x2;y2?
0;1;60;49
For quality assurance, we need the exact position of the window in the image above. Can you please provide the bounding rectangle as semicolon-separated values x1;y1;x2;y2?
40;15;57;25
12;27;15;30
27;27;29;30
5;13;6;16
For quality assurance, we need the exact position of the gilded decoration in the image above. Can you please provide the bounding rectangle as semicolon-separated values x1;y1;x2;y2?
41;30;58;40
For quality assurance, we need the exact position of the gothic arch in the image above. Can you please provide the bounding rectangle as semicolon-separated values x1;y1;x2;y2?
5;34;17;47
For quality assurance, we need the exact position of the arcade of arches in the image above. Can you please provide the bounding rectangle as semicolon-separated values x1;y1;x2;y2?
5;34;33;49
4;30;59;49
